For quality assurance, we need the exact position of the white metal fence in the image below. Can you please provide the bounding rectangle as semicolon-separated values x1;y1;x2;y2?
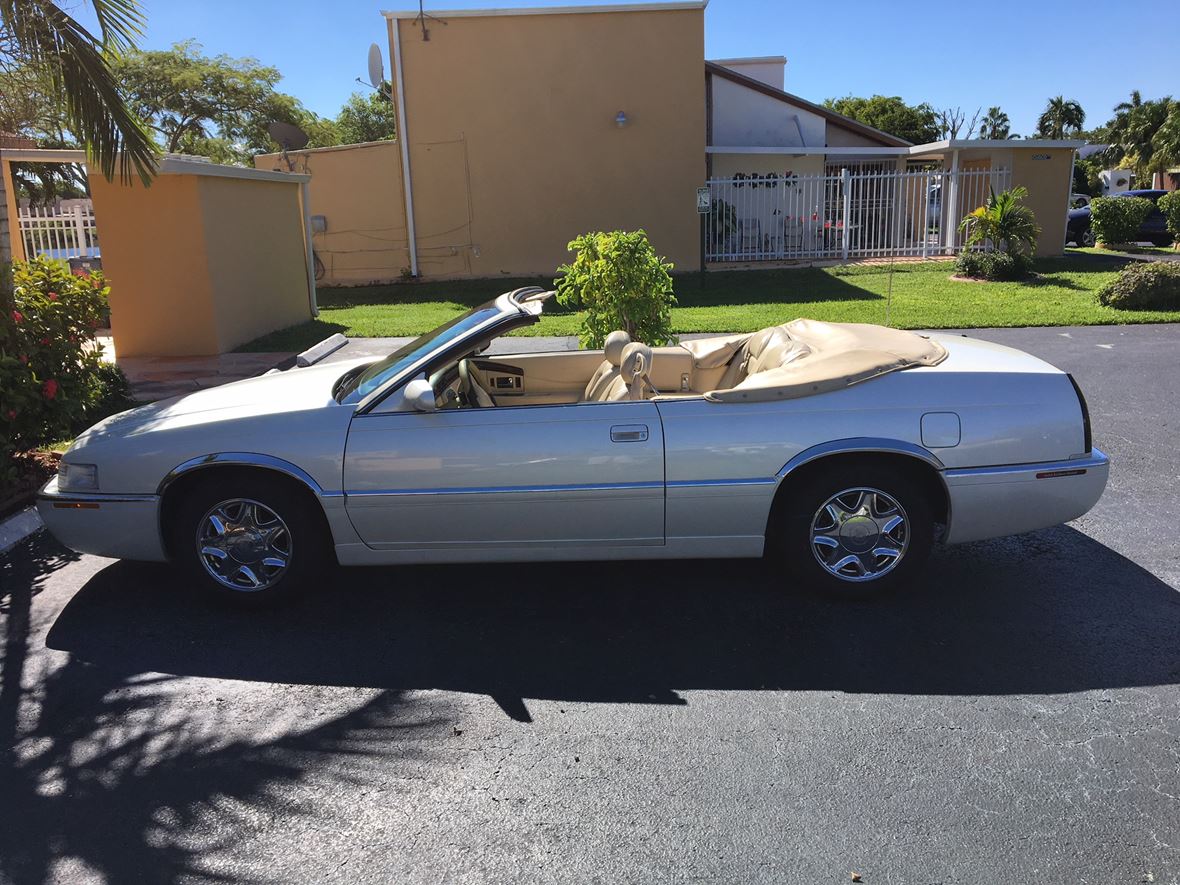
704;166;1010;263
17;203;99;260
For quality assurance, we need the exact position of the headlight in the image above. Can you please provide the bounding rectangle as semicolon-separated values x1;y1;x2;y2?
58;462;99;492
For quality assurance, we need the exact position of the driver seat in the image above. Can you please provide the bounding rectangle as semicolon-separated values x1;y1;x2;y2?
582;330;631;401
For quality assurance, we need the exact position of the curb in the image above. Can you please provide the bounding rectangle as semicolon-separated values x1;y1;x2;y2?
0;505;43;556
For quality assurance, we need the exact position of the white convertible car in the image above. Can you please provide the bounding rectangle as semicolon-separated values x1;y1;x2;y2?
39;287;1108;603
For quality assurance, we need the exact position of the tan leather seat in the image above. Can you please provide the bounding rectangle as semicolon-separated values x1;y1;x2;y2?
716;326;811;389
599;342;654;401
582;330;631;401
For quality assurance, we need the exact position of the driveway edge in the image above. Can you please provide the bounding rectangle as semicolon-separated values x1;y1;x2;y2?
0;506;44;555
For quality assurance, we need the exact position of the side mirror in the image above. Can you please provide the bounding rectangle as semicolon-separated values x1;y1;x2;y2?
403;378;437;412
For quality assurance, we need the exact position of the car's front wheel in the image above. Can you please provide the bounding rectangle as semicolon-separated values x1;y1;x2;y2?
171;473;330;606
1080;227;1097;247
773;462;934;599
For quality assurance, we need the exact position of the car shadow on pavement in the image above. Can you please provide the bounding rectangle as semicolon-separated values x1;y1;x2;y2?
47;524;1180;723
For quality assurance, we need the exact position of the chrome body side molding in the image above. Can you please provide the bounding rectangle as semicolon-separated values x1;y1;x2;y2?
157;453;328;497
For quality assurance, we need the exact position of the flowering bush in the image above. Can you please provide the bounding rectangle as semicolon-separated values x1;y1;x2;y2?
1;258;127;484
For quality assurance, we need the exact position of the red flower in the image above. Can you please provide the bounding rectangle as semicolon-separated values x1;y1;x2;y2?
5;410;15;421
11;310;21;324
40;337;51;346
18;353;28;364
42;379;58;400
48;292;58;301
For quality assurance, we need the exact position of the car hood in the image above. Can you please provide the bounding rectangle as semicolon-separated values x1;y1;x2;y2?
77;358;370;443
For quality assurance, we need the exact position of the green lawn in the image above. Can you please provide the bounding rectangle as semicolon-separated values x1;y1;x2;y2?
238;254;1180;353
1066;245;1178;257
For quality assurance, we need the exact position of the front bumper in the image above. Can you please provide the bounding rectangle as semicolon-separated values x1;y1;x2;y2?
943;448;1110;545
36;477;168;561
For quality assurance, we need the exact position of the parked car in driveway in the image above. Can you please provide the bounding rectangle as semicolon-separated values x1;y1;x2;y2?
38;288;1109;604
1067;189;1174;247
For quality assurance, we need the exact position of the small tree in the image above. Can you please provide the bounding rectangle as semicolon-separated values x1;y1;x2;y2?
555;230;676;349
959;186;1040;256
1090;196;1154;246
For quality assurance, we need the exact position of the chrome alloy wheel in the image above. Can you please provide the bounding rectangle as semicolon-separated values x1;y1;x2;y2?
196;498;292;592
809;487;909;583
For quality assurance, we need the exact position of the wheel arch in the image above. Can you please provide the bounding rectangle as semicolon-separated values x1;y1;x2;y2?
768;439;951;535
157;453;334;560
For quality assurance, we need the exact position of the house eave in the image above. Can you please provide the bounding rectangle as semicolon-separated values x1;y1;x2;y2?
382;1;707;19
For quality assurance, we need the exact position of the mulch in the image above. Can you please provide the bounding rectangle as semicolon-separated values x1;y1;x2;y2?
1;450;60;520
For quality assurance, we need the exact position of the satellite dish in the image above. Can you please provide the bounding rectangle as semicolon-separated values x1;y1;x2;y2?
367;43;385;91
267;121;310;172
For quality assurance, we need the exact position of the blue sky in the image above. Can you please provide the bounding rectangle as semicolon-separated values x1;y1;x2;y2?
111;0;1177;137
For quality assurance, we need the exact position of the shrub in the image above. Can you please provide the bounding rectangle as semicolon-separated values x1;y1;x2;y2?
958;186;1040;256
1158;191;1180;244
954;249;1034;281
1089;195;1153;246
555;229;676;348
1096;261;1180;309
0;258;130;483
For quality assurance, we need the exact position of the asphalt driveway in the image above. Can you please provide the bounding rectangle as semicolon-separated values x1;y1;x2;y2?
2;324;1178;884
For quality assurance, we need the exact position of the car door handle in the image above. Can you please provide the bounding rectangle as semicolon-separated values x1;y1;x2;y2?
610;424;649;443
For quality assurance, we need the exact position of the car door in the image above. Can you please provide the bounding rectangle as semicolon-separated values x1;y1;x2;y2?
342;401;665;551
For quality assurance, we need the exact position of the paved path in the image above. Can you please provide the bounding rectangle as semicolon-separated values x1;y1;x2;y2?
3;324;1178;884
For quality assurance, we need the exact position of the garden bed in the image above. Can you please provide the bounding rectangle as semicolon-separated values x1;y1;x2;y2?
0;450;60;520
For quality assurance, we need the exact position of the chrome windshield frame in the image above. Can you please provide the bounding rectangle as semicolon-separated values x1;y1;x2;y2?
353;287;550;415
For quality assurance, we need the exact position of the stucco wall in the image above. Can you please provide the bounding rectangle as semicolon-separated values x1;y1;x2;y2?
1009;148;1073;256
254;141;409;285
710;75;826;150
199;176;312;351
88;174;221;356
89;168;312;357
391;6;705;277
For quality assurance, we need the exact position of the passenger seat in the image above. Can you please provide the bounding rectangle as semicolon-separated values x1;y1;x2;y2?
582;330;631;401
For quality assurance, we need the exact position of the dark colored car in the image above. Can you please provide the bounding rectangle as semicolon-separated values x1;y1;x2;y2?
1067;189;1174;247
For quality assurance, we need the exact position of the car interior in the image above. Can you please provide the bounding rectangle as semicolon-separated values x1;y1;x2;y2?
425;320;948;410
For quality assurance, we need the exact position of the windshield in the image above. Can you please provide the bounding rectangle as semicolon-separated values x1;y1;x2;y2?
336;302;503;404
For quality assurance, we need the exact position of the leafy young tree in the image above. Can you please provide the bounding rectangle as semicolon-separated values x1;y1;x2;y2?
822;95;939;145
978;106;1012;140
1036;96;1085;139
110;41;338;165
335;88;396;145
555;229;676;349
0;0;157;183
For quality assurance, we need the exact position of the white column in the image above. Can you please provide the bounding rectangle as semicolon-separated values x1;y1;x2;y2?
944;150;960;254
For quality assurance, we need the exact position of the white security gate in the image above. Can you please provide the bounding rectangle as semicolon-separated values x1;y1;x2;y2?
17;203;99;260
704;166;1010;262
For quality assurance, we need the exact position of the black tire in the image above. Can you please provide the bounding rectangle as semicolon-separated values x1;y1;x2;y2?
1080;227;1097;248
170;472;330;606
772;461;934;600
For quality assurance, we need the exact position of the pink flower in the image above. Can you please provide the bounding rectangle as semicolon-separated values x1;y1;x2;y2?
18;353;28;364
11;310;22;324
42;379;58;400
5;409;15;421
48;292;58;301
40;337;51;346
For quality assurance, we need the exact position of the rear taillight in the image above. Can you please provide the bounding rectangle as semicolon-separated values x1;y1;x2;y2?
1067;374;1092;454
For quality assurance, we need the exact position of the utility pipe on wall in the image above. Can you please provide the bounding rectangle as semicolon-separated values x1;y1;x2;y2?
301;178;318;316
390;18;419;278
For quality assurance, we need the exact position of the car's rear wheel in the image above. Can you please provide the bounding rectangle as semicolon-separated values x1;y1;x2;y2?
773;462;934;599
171;473;329;606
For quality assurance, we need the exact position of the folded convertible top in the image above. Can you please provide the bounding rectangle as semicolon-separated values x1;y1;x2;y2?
681;319;948;403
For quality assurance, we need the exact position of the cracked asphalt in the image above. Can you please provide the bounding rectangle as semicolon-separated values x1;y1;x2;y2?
2;324;1178;884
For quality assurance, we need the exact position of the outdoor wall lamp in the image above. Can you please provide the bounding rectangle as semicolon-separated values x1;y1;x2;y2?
615;111;628;128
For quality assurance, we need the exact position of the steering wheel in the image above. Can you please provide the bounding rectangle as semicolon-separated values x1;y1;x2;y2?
458;358;491;408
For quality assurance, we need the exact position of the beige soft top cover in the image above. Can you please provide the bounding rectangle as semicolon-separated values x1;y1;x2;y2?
681;319;947;403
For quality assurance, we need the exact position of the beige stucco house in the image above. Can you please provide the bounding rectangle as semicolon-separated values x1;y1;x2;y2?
256;1;1080;284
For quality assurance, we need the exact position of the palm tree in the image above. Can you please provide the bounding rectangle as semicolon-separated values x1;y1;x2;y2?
959;186;1041;256
0;0;157;183
1036;96;1085;139
978;106;1011;140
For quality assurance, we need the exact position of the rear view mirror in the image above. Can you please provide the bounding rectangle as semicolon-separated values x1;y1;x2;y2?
404;378;436;412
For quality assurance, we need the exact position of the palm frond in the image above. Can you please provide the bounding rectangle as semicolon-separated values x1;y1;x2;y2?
0;0;158;183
